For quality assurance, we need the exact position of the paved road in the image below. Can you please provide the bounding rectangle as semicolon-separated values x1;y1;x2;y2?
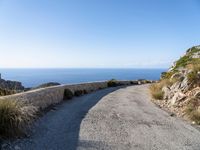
4;85;200;150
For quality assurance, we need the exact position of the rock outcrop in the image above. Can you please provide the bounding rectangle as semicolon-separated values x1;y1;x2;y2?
151;45;200;124
0;77;25;96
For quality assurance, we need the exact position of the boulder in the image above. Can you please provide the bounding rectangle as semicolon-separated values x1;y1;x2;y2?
170;92;186;106
162;86;174;100
170;82;181;92
180;77;193;92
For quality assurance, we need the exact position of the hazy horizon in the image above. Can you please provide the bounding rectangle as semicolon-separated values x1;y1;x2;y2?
1;0;200;68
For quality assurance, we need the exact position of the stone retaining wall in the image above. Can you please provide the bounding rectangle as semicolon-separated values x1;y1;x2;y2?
0;81;134;109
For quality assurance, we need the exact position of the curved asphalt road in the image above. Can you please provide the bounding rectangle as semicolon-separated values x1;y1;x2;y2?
3;85;200;150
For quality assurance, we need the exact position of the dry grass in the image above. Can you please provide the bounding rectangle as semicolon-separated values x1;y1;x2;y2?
149;77;178;100
0;100;38;138
185;98;200;124
149;79;174;100
149;83;164;100
187;64;200;87
0;88;16;96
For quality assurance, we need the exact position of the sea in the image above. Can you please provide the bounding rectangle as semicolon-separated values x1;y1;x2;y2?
0;68;166;88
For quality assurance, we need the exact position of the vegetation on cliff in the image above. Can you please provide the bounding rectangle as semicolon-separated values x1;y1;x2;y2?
0;78;25;96
33;82;61;90
150;45;200;124
0;88;17;96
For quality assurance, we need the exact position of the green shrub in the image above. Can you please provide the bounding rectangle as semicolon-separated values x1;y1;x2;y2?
130;81;138;85
169;46;200;71
74;90;84;96
187;65;200;86
83;90;88;94
0;100;37;137
186;47;200;54
34;82;60;89
174;55;191;69
63;89;74;100
138;79;151;84
187;71;198;83
161;71;175;79
107;79;118;87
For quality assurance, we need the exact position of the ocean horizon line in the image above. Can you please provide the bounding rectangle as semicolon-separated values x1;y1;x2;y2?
0;68;168;70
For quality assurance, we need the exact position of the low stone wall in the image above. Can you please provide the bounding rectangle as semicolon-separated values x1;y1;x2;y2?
0;81;134;109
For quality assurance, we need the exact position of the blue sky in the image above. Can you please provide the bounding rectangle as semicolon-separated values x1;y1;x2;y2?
0;0;200;68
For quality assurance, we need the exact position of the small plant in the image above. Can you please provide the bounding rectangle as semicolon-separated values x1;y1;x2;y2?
107;79;118;87
74;90;84;96
83;89;88;94
149;78;175;100
0;100;37;138
174;55;191;70
187;65;200;87
63;89;74;100
149;80;168;100
138;79;151;84
0;88;16;96
130;81;138;85
185;98;200;124
150;84;164;100
188;111;200;124
161;71;175;79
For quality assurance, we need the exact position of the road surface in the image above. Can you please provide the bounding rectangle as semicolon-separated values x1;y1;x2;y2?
3;85;200;150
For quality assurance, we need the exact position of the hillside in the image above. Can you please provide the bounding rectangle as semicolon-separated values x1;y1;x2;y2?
0;77;25;96
150;45;200;124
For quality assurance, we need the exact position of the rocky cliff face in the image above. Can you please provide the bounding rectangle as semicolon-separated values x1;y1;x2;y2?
151;45;200;124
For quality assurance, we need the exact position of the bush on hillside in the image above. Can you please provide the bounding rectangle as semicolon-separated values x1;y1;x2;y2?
161;71;175;79
107;79;118;87
0;100;37;137
186;46;200;54
174;55;192;70
74;90;84;96
63;89;74;100
0;88;16;96
149;83;164;100
34;82;61;89
187;65;200;86
130;81;138;85
149;79;174;100
83;89;88;94
138;79;152;84
185;98;200;124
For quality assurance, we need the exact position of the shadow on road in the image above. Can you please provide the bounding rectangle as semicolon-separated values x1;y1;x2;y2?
4;87;124;150
61;87;122;150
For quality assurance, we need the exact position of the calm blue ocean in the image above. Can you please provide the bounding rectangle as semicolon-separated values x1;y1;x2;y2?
0;69;166;87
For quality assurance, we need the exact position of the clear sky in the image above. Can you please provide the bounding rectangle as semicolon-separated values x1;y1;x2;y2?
0;0;200;68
